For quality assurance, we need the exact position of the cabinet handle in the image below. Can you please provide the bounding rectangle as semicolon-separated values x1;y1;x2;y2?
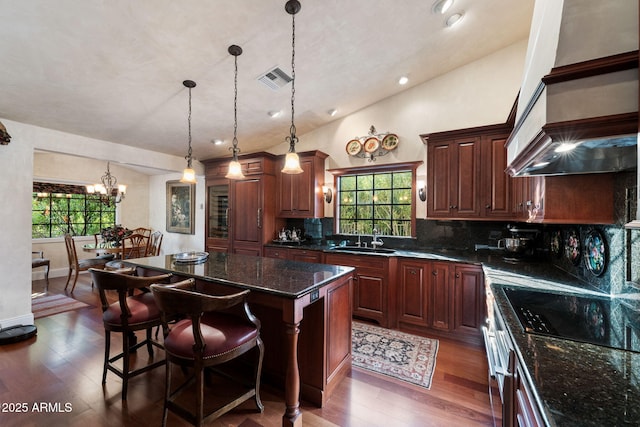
409;269;417;275
485;204;491;209
257;208;262;228
225;208;229;227
432;270;437;276
455;273;460;278
449;205;458;209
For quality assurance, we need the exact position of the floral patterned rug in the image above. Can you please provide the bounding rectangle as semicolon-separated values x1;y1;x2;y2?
352;321;439;389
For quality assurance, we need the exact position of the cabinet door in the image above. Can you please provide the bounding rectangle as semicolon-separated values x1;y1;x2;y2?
482;134;511;218
453;264;484;335
398;260;429;326
354;273;385;321
233;178;261;245
453;138;481;216
427;142;453;216
429;261;451;331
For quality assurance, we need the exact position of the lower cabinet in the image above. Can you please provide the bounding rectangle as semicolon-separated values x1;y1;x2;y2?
513;360;545;427
398;258;485;345
324;252;396;328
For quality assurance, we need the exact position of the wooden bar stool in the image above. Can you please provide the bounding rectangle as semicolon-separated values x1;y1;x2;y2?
151;280;264;427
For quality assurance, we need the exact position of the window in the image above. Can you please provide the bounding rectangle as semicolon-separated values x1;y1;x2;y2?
32;182;116;238
335;164;418;237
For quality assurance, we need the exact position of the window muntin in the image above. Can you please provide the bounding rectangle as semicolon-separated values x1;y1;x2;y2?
337;170;413;237
32;182;116;238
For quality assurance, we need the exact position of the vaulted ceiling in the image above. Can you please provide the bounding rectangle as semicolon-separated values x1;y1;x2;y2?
1;0;534;163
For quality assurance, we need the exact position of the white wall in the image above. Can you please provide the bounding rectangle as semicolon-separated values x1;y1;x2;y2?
270;40;528;218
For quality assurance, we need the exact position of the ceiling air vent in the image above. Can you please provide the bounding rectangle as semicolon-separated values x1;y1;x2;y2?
257;66;292;90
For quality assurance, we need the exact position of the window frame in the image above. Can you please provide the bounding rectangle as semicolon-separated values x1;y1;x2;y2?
328;161;421;238
32;181;118;240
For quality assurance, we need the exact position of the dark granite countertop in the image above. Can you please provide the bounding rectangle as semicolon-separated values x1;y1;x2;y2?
266;242;640;425
124;252;354;299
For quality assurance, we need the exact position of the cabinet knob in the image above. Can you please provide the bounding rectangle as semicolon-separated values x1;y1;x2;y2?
449;205;457;210
409;269;417;275
455;273;460;278
432;270;437;276
485;204;491;209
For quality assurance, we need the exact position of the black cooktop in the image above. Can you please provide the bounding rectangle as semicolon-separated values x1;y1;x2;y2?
503;287;640;353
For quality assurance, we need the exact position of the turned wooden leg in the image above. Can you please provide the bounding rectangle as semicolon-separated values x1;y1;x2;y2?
283;321;302;427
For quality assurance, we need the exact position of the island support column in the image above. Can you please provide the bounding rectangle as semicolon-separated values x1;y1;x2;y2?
283;321;302;427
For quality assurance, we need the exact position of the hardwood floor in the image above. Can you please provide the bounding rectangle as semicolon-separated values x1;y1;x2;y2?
1;275;496;426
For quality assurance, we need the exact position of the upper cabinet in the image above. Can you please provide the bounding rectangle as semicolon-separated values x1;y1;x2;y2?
422;124;512;220
276;150;328;218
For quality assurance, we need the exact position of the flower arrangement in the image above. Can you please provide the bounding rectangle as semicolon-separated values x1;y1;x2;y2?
101;224;131;246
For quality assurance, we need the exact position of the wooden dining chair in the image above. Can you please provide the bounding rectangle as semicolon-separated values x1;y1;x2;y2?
31;250;50;293
63;233;114;292
146;231;163;256
150;280;264;427
90;268;173;400
120;232;149;259
133;227;152;239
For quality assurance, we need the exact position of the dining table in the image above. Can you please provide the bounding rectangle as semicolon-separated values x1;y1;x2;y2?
82;240;148;258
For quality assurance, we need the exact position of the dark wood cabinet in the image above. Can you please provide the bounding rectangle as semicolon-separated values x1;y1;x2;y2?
423;124;512;220
276;150;328;218
263;246;322;263
398;258;484;345
324;252;396;328
527;174;614;224
203;153;282;256
512;358;545;427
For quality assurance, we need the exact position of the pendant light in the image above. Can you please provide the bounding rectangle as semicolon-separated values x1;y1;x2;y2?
281;0;304;174
225;45;246;180
180;80;197;183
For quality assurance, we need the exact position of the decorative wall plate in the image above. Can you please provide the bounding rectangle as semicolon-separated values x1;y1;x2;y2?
584;229;607;276
363;137;380;153
565;228;581;265
550;229;563;258
381;133;399;151
346;139;362;156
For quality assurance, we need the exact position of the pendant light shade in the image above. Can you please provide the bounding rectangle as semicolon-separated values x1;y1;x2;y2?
180;80;197;183
281;0;304;175
225;44;246;180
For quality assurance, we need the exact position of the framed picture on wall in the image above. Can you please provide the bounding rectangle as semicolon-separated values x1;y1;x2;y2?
166;180;195;234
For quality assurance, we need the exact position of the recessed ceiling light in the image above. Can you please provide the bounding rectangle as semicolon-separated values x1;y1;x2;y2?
446;12;464;27
398;76;409;85
327;108;338;117
268;110;282;118
432;0;453;14
212;139;224;145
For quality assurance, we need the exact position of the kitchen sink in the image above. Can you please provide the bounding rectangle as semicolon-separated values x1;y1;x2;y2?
329;246;396;254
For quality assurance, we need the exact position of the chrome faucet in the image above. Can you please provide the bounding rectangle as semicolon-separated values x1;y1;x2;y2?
371;228;384;248
356;233;362;247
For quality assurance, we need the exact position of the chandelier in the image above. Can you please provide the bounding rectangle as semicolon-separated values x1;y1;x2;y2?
86;162;126;206
281;0;304;174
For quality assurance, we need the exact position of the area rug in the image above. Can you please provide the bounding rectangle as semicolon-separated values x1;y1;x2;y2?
32;294;91;319
352;321;439;389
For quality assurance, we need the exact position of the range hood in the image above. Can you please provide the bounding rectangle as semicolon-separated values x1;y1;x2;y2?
506;0;638;177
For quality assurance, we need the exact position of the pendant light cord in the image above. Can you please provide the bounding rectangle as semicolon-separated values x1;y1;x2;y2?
289;9;298;146
232;53;239;157
186;85;193;168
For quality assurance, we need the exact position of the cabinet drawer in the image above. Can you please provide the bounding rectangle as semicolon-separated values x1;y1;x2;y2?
264;247;288;259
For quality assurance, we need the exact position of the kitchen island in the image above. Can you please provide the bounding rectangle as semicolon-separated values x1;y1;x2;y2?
124;252;354;427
